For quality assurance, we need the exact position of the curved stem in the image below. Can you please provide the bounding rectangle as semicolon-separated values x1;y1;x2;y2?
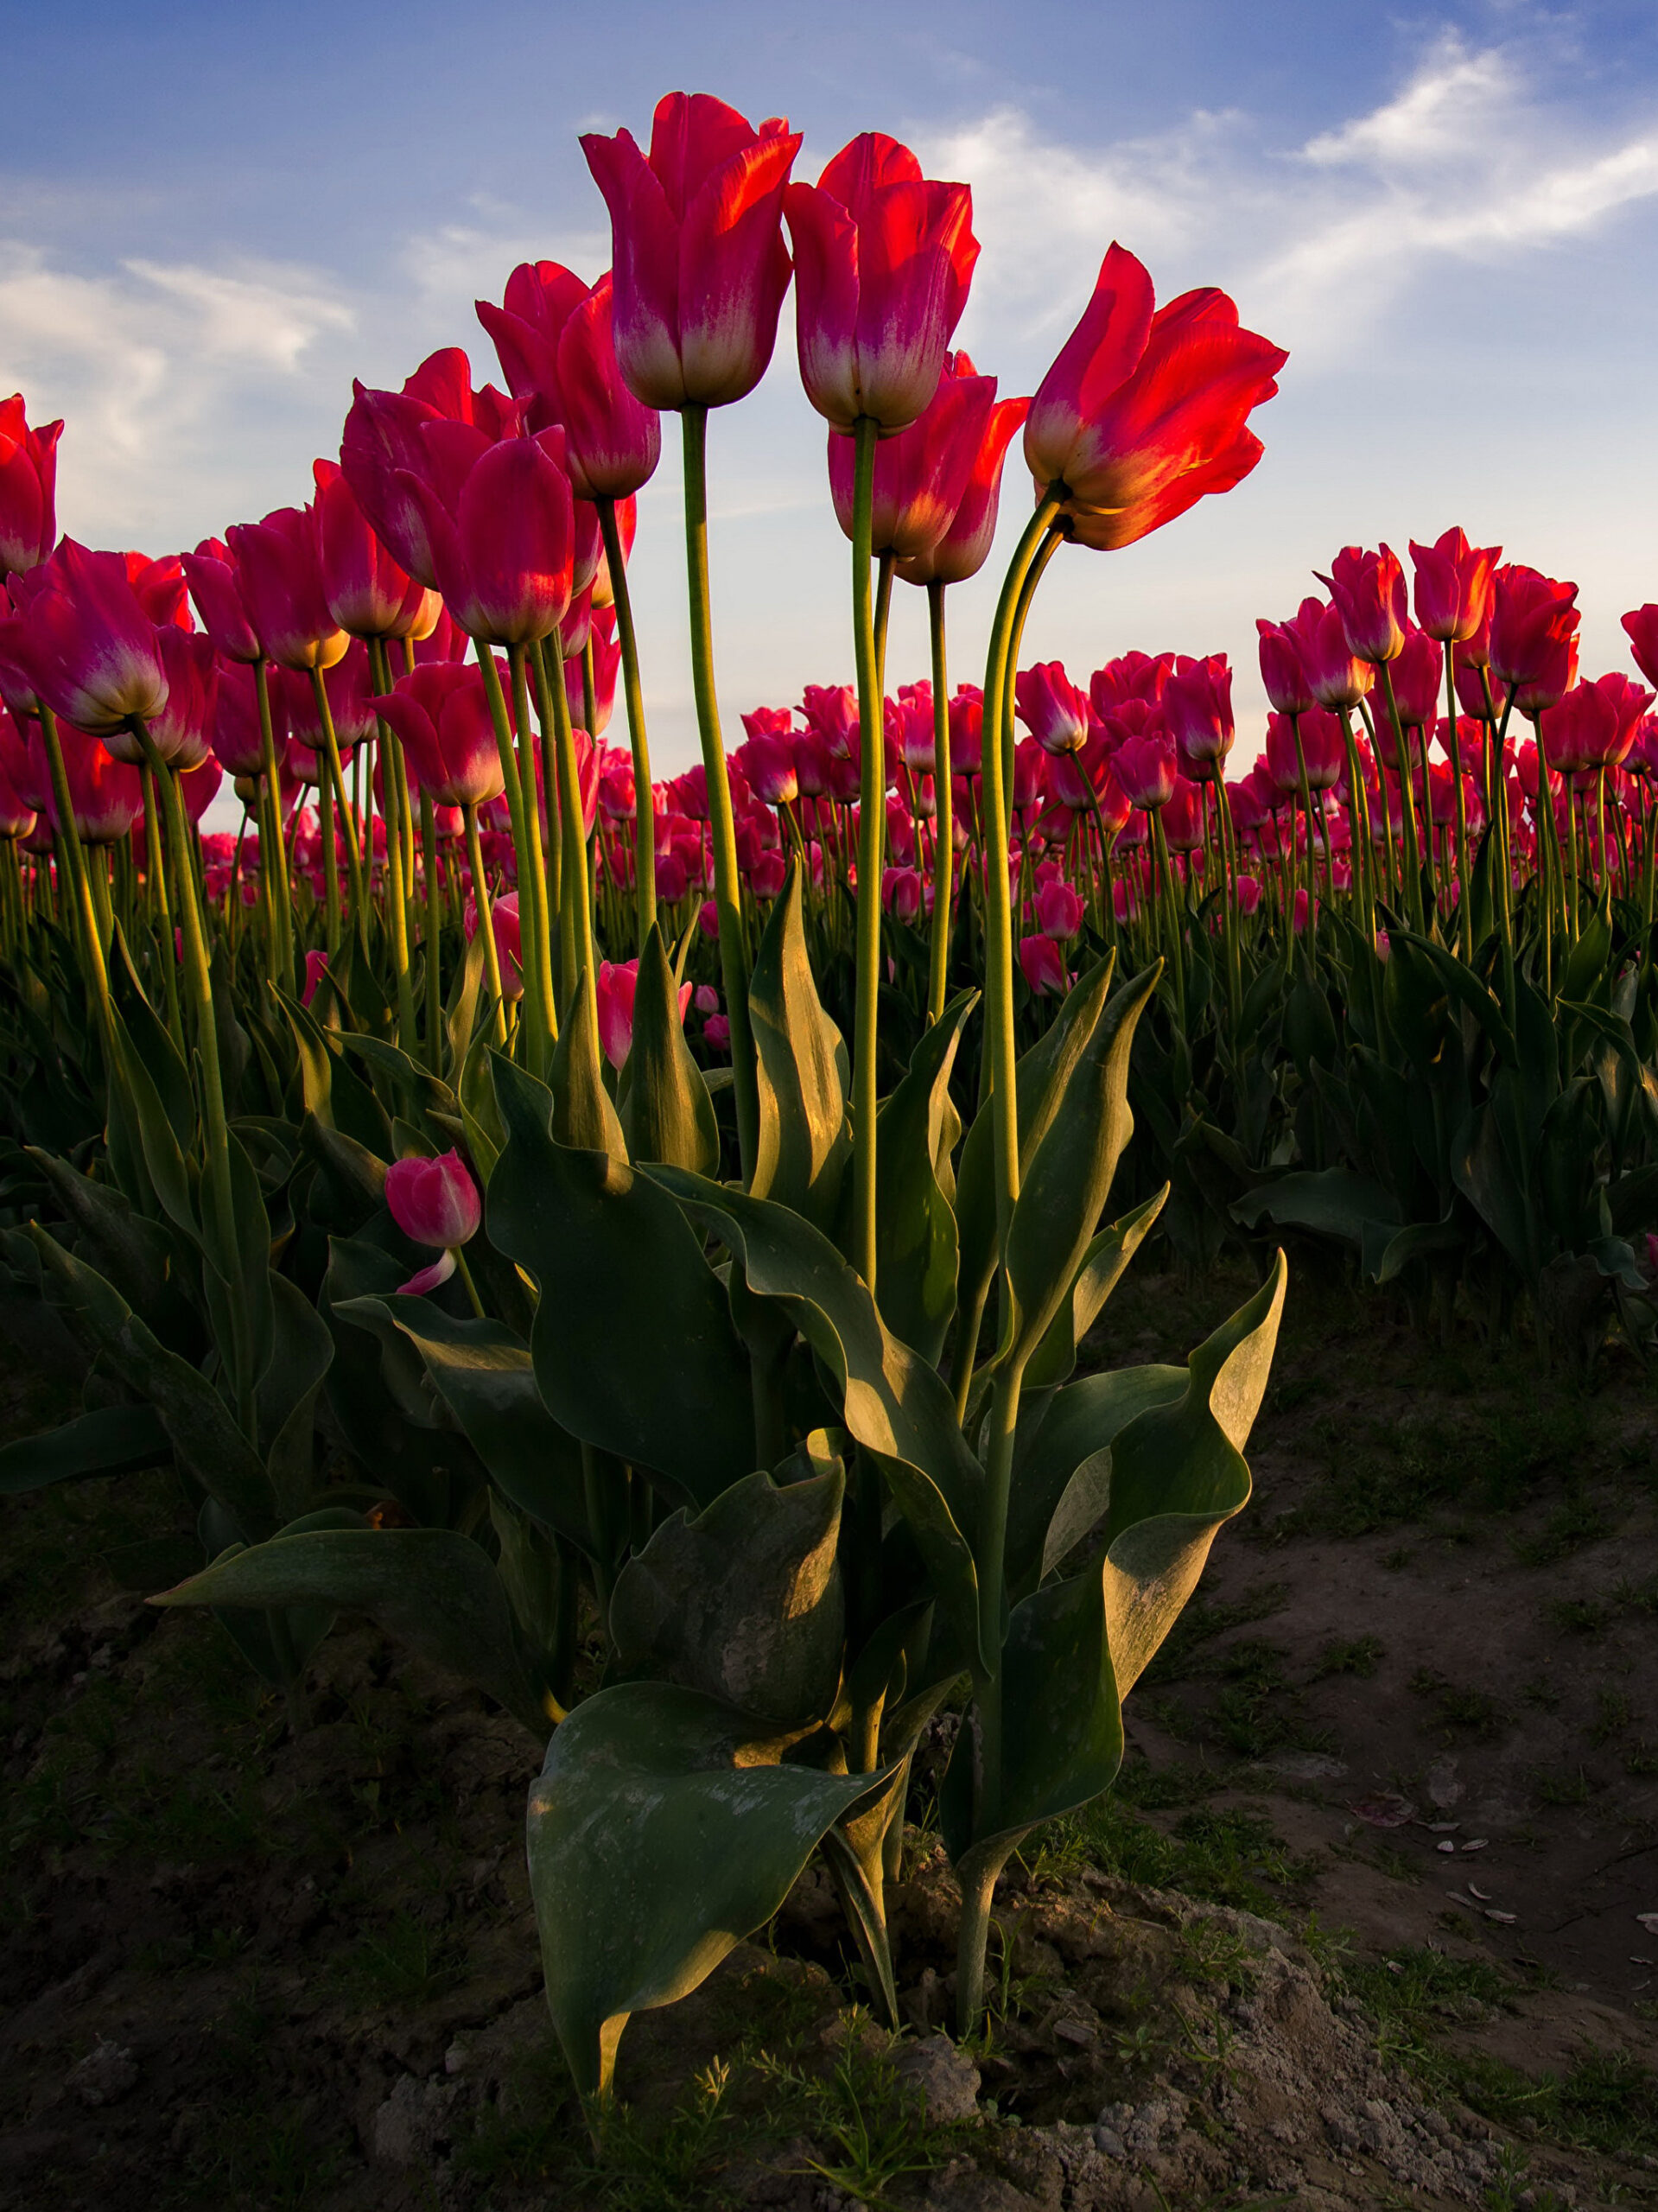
926;580;954;1026
598;495;655;951
681;405;758;1180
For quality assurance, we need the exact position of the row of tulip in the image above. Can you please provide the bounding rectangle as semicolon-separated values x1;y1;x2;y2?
3;80;1636;2108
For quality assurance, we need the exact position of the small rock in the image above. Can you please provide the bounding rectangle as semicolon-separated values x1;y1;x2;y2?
1091;2126;1126;2158
67;2038;138;2109
894;2034;980;2123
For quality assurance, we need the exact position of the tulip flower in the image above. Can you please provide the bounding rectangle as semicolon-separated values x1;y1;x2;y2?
1541;674;1653;774
1490;565;1580;709
1035;876;1085;939
212;659;286;779
1267;709;1344;795
556;276;663;502
385;1147;482;1298
313;459;433;640
1302;601;1374;712
880;865;924;922
475;260;590;428
378;661;505;812
1113;730;1178;810
734;729;798;806
594;956;693;1069
1014;662;1090;756
893;372;1030;588
29;721;143;842
568;605;620;737
827;352;999;561
786;134;979;435
0;541;169;740
137;626;217;773
1018;932;1068;995
1410;527;1499;644
581;93;804;411
1387;627;1444;728
399;429;575;645
1316;546;1407;664
181;537;263;663
222;508;348;673
1025;244;1286;547
0;396;62;579
1091;652;1173;714
465;886;524;998
1163;654;1234;776
1622;606;1658;692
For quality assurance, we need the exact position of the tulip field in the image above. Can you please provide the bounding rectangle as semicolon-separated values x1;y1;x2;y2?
8;85;1658;2212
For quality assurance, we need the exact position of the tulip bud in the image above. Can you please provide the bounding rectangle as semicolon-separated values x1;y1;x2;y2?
385;1149;482;1249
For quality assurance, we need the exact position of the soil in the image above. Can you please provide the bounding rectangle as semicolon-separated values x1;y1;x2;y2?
4;1255;1658;2210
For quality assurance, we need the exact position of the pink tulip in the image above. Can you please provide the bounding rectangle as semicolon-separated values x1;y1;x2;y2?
225;507;348;672
1018;932;1069;995
1113;730;1178;810
787;136;979;433
398;429;575;646
1623;604;1658;691
0;541;169;741
827;350;999;563
1163;653;1234;775
465;887;524;997
893;368;1029;588
556;276;663;501
1386;626;1444;728
881;865;924;921
313;459;433;640
1316;545;1407;664
1014;661;1090;756
581;93;804;411
1035;876;1085;939
140;626;217;772
1410;527;1499;645
1541;674;1653;774
385;1148;482;1248
182;537;263;663
211;658;283;779
29;721;143;842
376;662;506;810
0;395;62;579
1256;603;1319;716
1025;243;1286;547
1490;565;1580;709
1302;601;1374;712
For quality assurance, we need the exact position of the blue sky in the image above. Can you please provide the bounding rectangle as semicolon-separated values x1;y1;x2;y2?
7;1;1658;779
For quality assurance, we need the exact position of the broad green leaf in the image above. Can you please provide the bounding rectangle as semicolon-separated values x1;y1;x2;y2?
747;861;851;1231
1007;1365;1186;1597
609;1466;844;1729
1360;1212;1463;1286
549;977;626;1160
0;1403;168;1496
526;1683;888;2094
1023;1187;1168;1395
490;1062;754;1508
24;1146;191;1340
1003;965;1158;1373
27;1224;274;1534
865;991;975;1364
1232;1167;1402;1244
154;1527;545;1732
339;1291;591;1551
257;1272;334;1522
647;1170;986;1673
619;925;719;1173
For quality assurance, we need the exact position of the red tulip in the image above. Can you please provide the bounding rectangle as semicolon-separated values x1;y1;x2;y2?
1025;244;1286;547
948;686;983;774
1266;709;1344;794
181;755;223;825
1114;730;1178;810
182;538;263;663
0;396;61;579
1316;545;1407;664
285;638;378;755
880;865;924;922
1540;673;1653;774
398;428;575;645
29;721;143;842
226;508;348;672
1302;601;1375;712
895;371;1029;588
376;661;508;810
1090;652;1173;714
595;956;692;1069
141;626;218;772
1621;604;1658;692
734;729;797;805
1014;661;1090;756
1410;527;1499;644
1163;653;1234;775
827;350;997;561
786;134;978;434
1162;776;1206;851
556;276;663;501
1035;876;1085;940
212;658;284;779
1489;565;1580;710
1255;603;1319;716
475;261;590;428
313;459;433;640
581;93;803;410
0;541;169;741
1386;626;1444;728
1018;932;1069;996
567;603;620;736
385;1148;482;1248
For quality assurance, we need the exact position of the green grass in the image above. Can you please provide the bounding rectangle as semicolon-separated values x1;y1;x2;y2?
1309;1633;1386;1679
1408;1667;1509;1738
1064;1796;1316;1916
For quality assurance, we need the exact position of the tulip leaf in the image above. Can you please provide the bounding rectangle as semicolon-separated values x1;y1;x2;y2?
747;861;851;1232
24;1145;191;1340
1023;1186;1168;1395
647;1169;986;1672
620;924;719;1173
339;1291;592;1551
609;1465;845;1727
489;1059;755;1508
1007;1364;1186;1597
549;981;626;1160
526;1683;889;2094
153;1527;545;1733
1232;1167;1402;1244
0;1402;169;1496
27;1224;275;1535
864;991;975;1364
1360;1211;1463;1286
257;1270;334;1522
1003;965;1158;1374
1040;1447;1113;1581
955;952;1118;1323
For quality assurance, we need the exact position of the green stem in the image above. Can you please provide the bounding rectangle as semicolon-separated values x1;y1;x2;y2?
477;641;551;1074
531;636;594;1034
308;663;367;956
366;638;418;1055
681;405;758;1181
420;791;442;1074
850;417;884;1292
253;661;293;986
38;707;114;1056
463;801;508;1046
926;580;953;1027
598;496;655;951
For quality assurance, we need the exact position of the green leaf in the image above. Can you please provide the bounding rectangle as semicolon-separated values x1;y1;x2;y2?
338;1291;591;1551
1023;1187;1168;1395
24;1146;191;1340
609;1466;845;1728
619;925;719;1173
866;991;975;1364
1003;966;1158;1373
549;979;626;1160
27;1224;274;1534
154;1528;544;1732
1007;1365;1187;1598
1360;1212;1463;1286
747;861;851;1232
489;1060;755;1508
647;1171;986;1673
0;1403;168;1496
1232;1167;1402;1245
526;1683;888;2094
256;1272;334;1522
